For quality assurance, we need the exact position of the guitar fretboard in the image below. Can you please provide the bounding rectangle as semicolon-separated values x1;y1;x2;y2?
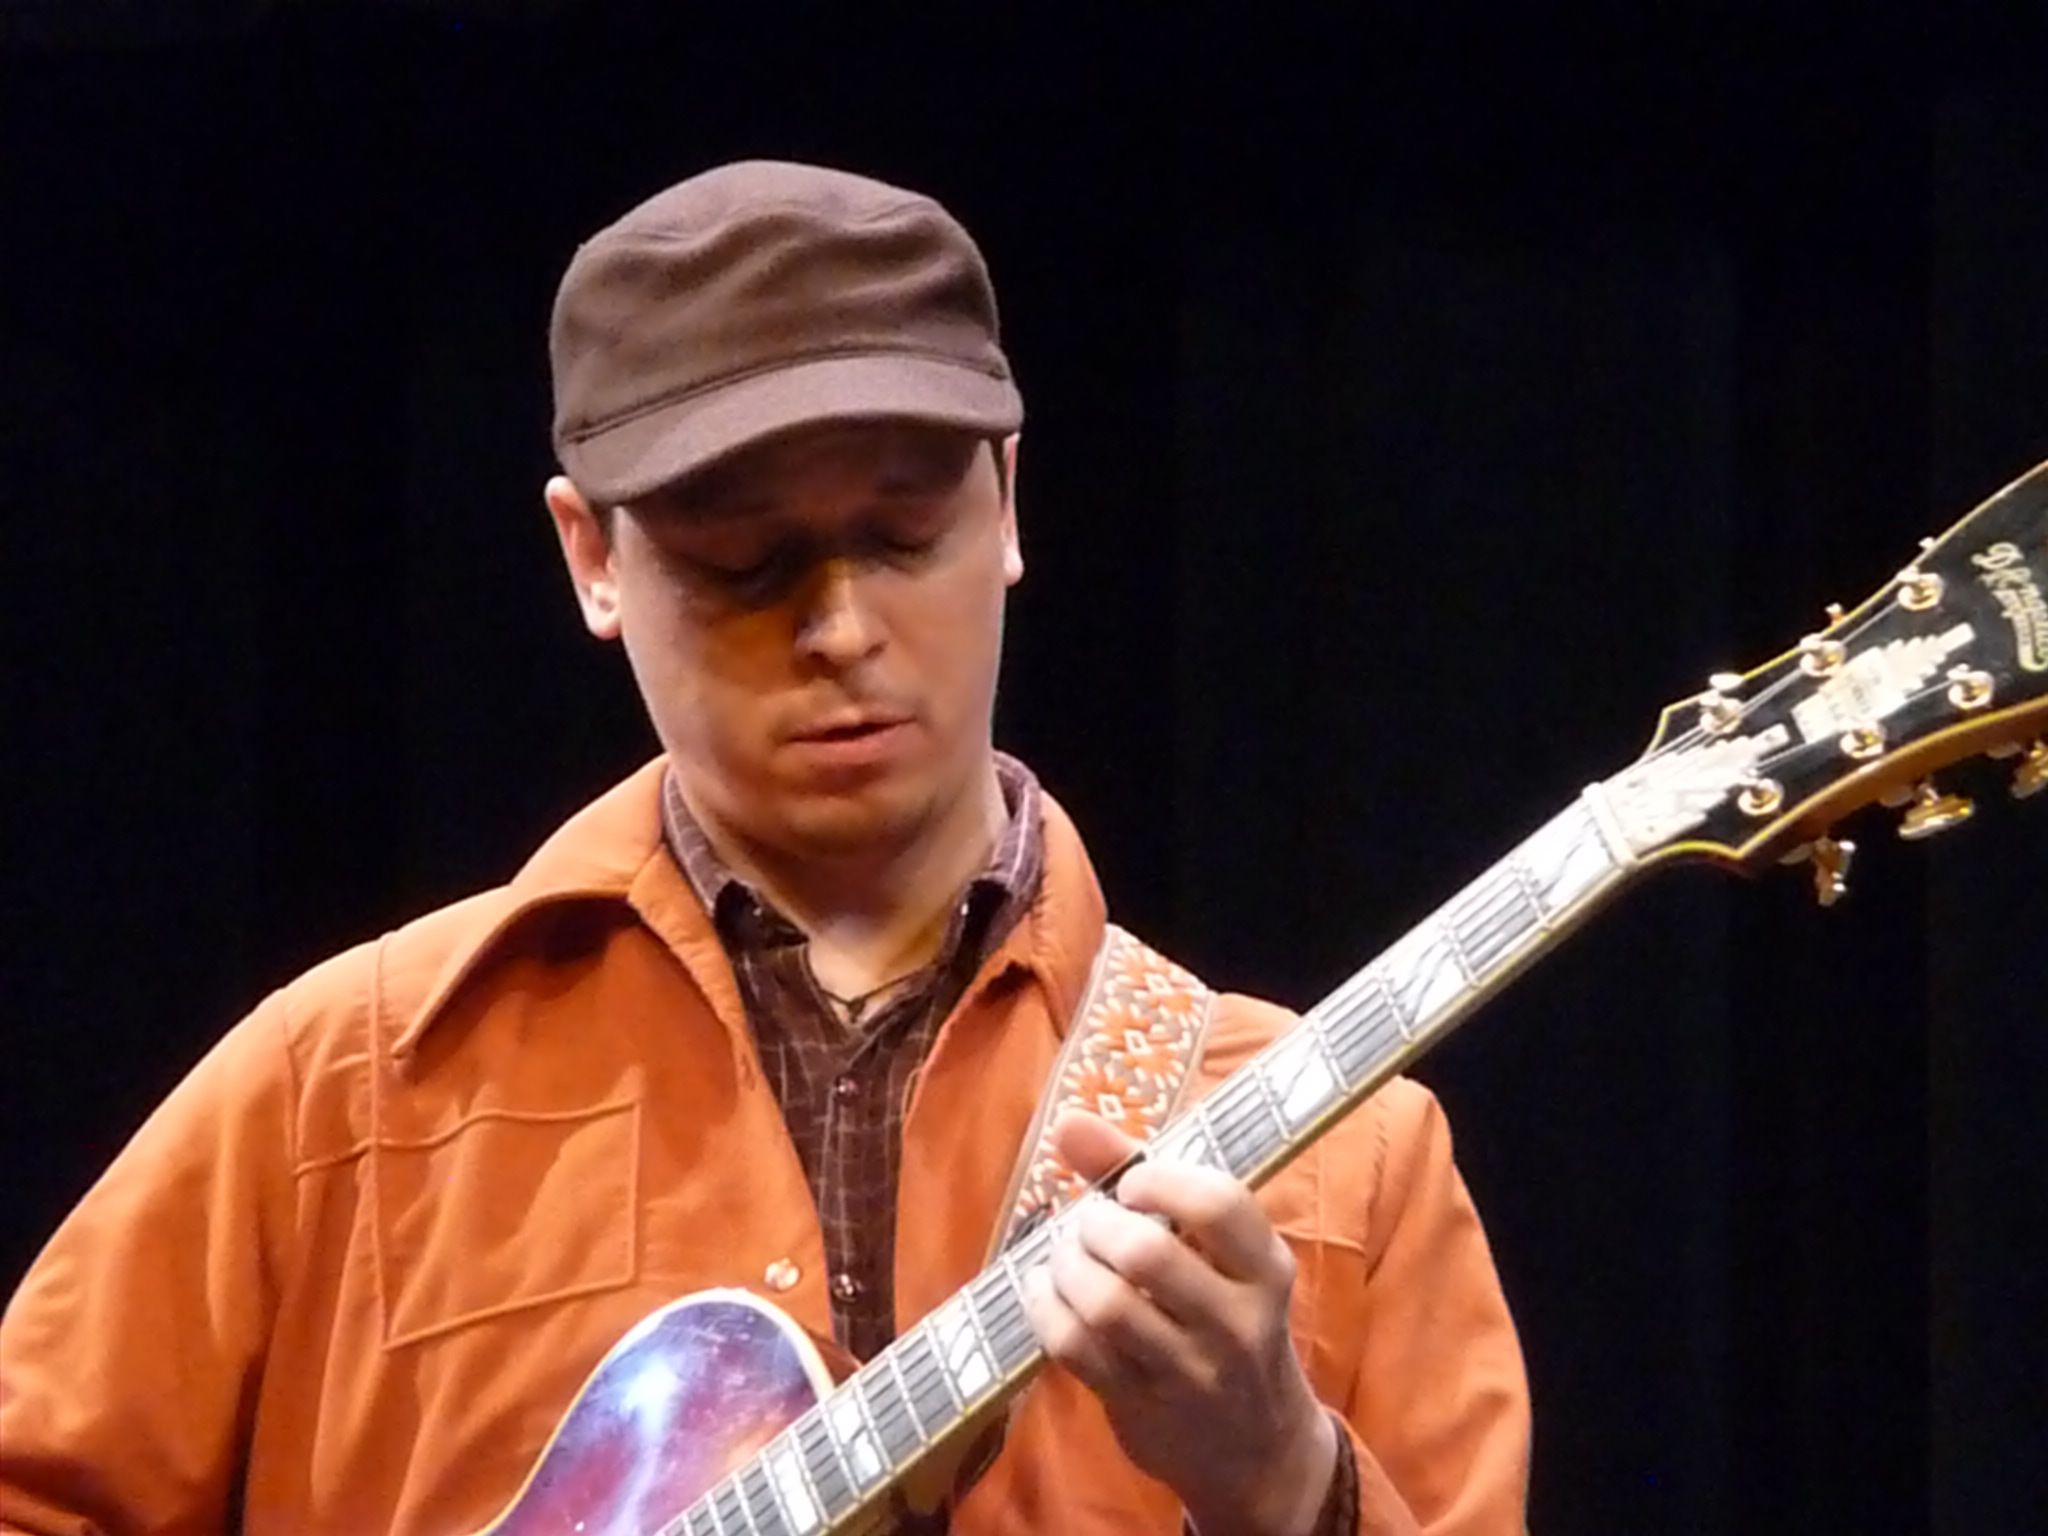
669;795;1628;1536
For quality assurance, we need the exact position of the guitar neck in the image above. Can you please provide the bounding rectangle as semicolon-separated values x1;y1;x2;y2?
668;791;1637;1536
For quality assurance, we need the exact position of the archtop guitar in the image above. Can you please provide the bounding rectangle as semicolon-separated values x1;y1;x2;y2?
473;460;2048;1536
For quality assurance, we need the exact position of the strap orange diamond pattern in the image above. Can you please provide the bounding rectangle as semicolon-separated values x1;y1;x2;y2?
988;924;1216;1258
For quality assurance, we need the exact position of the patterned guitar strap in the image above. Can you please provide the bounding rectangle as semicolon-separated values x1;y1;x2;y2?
988;923;1218;1250
915;924;1215;1529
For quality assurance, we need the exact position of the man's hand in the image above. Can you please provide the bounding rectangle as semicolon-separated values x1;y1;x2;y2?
1019;1109;1339;1536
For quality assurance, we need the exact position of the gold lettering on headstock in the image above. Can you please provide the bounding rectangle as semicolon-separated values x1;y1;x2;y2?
1972;542;2048;673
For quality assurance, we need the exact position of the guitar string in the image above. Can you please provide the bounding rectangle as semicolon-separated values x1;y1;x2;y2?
1627;594;1920;767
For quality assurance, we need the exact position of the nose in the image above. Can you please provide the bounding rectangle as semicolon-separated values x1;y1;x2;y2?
796;558;884;669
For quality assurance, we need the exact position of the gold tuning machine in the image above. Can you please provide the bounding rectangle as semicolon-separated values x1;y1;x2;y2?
2014;741;2048;800
1808;837;1856;907
1899;780;1976;840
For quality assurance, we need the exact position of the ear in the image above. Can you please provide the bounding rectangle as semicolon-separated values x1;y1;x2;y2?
998;432;1023;587
544;475;623;640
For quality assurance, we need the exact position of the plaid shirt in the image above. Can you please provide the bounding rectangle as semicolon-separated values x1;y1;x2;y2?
660;757;1359;1533
661;754;1044;1364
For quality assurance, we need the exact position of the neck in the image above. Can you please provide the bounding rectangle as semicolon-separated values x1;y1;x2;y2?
700;761;1011;1000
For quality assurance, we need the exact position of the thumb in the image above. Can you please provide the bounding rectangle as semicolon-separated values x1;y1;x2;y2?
1048;1107;1145;1182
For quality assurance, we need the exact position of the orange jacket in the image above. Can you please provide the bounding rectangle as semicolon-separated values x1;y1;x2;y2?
1;762;1529;1536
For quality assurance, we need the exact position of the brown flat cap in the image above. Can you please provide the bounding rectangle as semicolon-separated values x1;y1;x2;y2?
549;160;1024;506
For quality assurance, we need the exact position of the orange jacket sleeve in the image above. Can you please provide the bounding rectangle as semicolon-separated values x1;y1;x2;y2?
1;997;296;1536
1338;1082;1530;1534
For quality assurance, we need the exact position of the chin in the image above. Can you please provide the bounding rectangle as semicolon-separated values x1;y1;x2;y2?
774;784;934;858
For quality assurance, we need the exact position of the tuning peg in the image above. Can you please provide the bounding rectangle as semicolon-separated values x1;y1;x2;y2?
1945;666;1994;713
1808;837;1856;907
1896;554;1945;612
1899;780;1976;840
1697;688;1743;736
2014;741;2048;800
1800;632;1848;678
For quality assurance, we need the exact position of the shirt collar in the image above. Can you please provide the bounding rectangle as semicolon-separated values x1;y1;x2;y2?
659;753;1046;959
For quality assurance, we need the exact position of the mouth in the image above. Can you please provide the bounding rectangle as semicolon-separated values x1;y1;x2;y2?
791;713;912;743
782;714;916;781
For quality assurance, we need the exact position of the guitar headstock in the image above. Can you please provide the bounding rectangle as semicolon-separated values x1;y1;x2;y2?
1590;459;2048;883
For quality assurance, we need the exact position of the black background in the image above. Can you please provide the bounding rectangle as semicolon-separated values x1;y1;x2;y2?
3;5;2045;1533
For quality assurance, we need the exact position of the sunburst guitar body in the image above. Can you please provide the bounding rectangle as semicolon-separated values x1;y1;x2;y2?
475;1289;837;1536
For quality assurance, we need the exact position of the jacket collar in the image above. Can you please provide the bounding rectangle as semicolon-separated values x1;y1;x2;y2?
389;757;1106;1058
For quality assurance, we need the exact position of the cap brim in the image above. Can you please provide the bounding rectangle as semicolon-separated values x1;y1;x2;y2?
558;353;1024;507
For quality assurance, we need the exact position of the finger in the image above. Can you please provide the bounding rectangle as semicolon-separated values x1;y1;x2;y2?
1021;1252;1150;1392
1048;1108;1144;1182
1114;1159;1294;1288
1052;1202;1195;1375
1069;1191;1234;1335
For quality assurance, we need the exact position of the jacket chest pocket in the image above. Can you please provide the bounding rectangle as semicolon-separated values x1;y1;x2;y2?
370;1098;641;1349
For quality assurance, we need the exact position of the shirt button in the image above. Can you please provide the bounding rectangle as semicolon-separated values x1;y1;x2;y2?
830;1271;863;1303
763;1259;801;1293
833;1074;859;1101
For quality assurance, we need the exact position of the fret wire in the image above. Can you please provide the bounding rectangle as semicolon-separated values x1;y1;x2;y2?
1368;965;1418;1042
739;1463;786;1536
1203;1077;1256;1150
1269;1011;1351;1105
1250;1025;1345;1138
1203;1082;1270;1175
883;1341;934;1448
766;1427;826;1532
896;1325;938;1400
1209;1073;1273;1147
830;1368;890;1491
971;1269;1033;1365
754;1448;808;1536
1195;1081;1251;1157
1444;881;1514;959
859;1357;920;1465
1454;864;1531;929
1313;962;1403;1052
1447;871;1542;975
1302;1010;1354;1094
1244;1052;1296;1137
685;1504;717;1536
1320;993;1404;1081
1509;854;1551;926
978;1261;1032;1368
1227;1101;1282;1172
898;1325;957;1432
1444;905;1510;980
711;1481;748;1536
1435;916;1479;985
796;1412;853;1518
1318;998;1395;1066
1183;1103;1228;1172
1212;1122;1277;1179
1392;924;1470;1020
937;1290;999;1402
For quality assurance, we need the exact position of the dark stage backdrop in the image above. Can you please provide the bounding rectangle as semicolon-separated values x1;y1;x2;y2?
2;8;2043;1535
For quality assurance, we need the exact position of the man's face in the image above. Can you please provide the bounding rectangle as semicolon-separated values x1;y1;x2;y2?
550;422;1022;865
